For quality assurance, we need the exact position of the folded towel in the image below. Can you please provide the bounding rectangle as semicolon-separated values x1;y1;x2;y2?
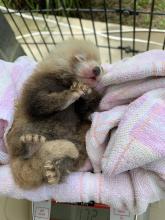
1;51;165;215
99;50;165;110
86;50;165;213
0;56;37;164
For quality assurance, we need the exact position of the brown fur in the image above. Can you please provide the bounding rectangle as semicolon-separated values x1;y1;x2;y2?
6;39;102;189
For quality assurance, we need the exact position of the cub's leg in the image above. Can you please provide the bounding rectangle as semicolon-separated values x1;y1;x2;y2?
43;135;88;184
6;127;46;159
11;155;45;189
41;140;79;184
25;77;91;117
10;139;79;188
20;134;46;159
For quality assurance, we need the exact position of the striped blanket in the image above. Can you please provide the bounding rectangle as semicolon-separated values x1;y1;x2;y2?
0;51;165;215
0;56;37;163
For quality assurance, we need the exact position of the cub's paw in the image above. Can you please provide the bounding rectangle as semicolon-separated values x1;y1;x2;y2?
61;82;91;109
44;160;60;184
20;134;46;159
71;81;92;95
20;134;46;144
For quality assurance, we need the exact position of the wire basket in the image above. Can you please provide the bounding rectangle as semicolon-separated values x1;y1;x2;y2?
0;0;165;63
0;1;162;218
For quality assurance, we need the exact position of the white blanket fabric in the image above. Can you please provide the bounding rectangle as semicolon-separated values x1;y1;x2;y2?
0;51;165;214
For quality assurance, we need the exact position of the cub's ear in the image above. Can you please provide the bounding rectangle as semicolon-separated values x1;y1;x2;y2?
74;54;86;62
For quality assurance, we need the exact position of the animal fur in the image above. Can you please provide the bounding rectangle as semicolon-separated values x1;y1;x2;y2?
6;39;102;189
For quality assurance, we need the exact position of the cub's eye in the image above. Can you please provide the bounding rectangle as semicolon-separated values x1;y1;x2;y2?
74;54;86;62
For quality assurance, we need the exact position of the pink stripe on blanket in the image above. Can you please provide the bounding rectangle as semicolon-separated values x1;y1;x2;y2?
132;103;165;155
0;120;8;153
79;172;83;202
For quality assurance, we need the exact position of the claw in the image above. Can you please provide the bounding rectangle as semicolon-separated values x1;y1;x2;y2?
44;164;54;170
44;160;60;184
71;81;78;90
55;159;61;166
20;134;46;144
66;169;71;174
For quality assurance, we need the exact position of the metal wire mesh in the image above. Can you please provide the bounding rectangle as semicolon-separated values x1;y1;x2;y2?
0;1;161;216
0;0;165;63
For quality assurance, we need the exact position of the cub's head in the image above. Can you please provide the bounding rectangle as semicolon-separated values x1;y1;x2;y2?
51;39;103;88
71;51;103;88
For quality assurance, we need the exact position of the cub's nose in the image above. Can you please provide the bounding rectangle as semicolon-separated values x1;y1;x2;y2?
93;66;101;76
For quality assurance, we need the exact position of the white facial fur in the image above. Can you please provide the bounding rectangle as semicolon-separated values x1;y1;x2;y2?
73;54;102;87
